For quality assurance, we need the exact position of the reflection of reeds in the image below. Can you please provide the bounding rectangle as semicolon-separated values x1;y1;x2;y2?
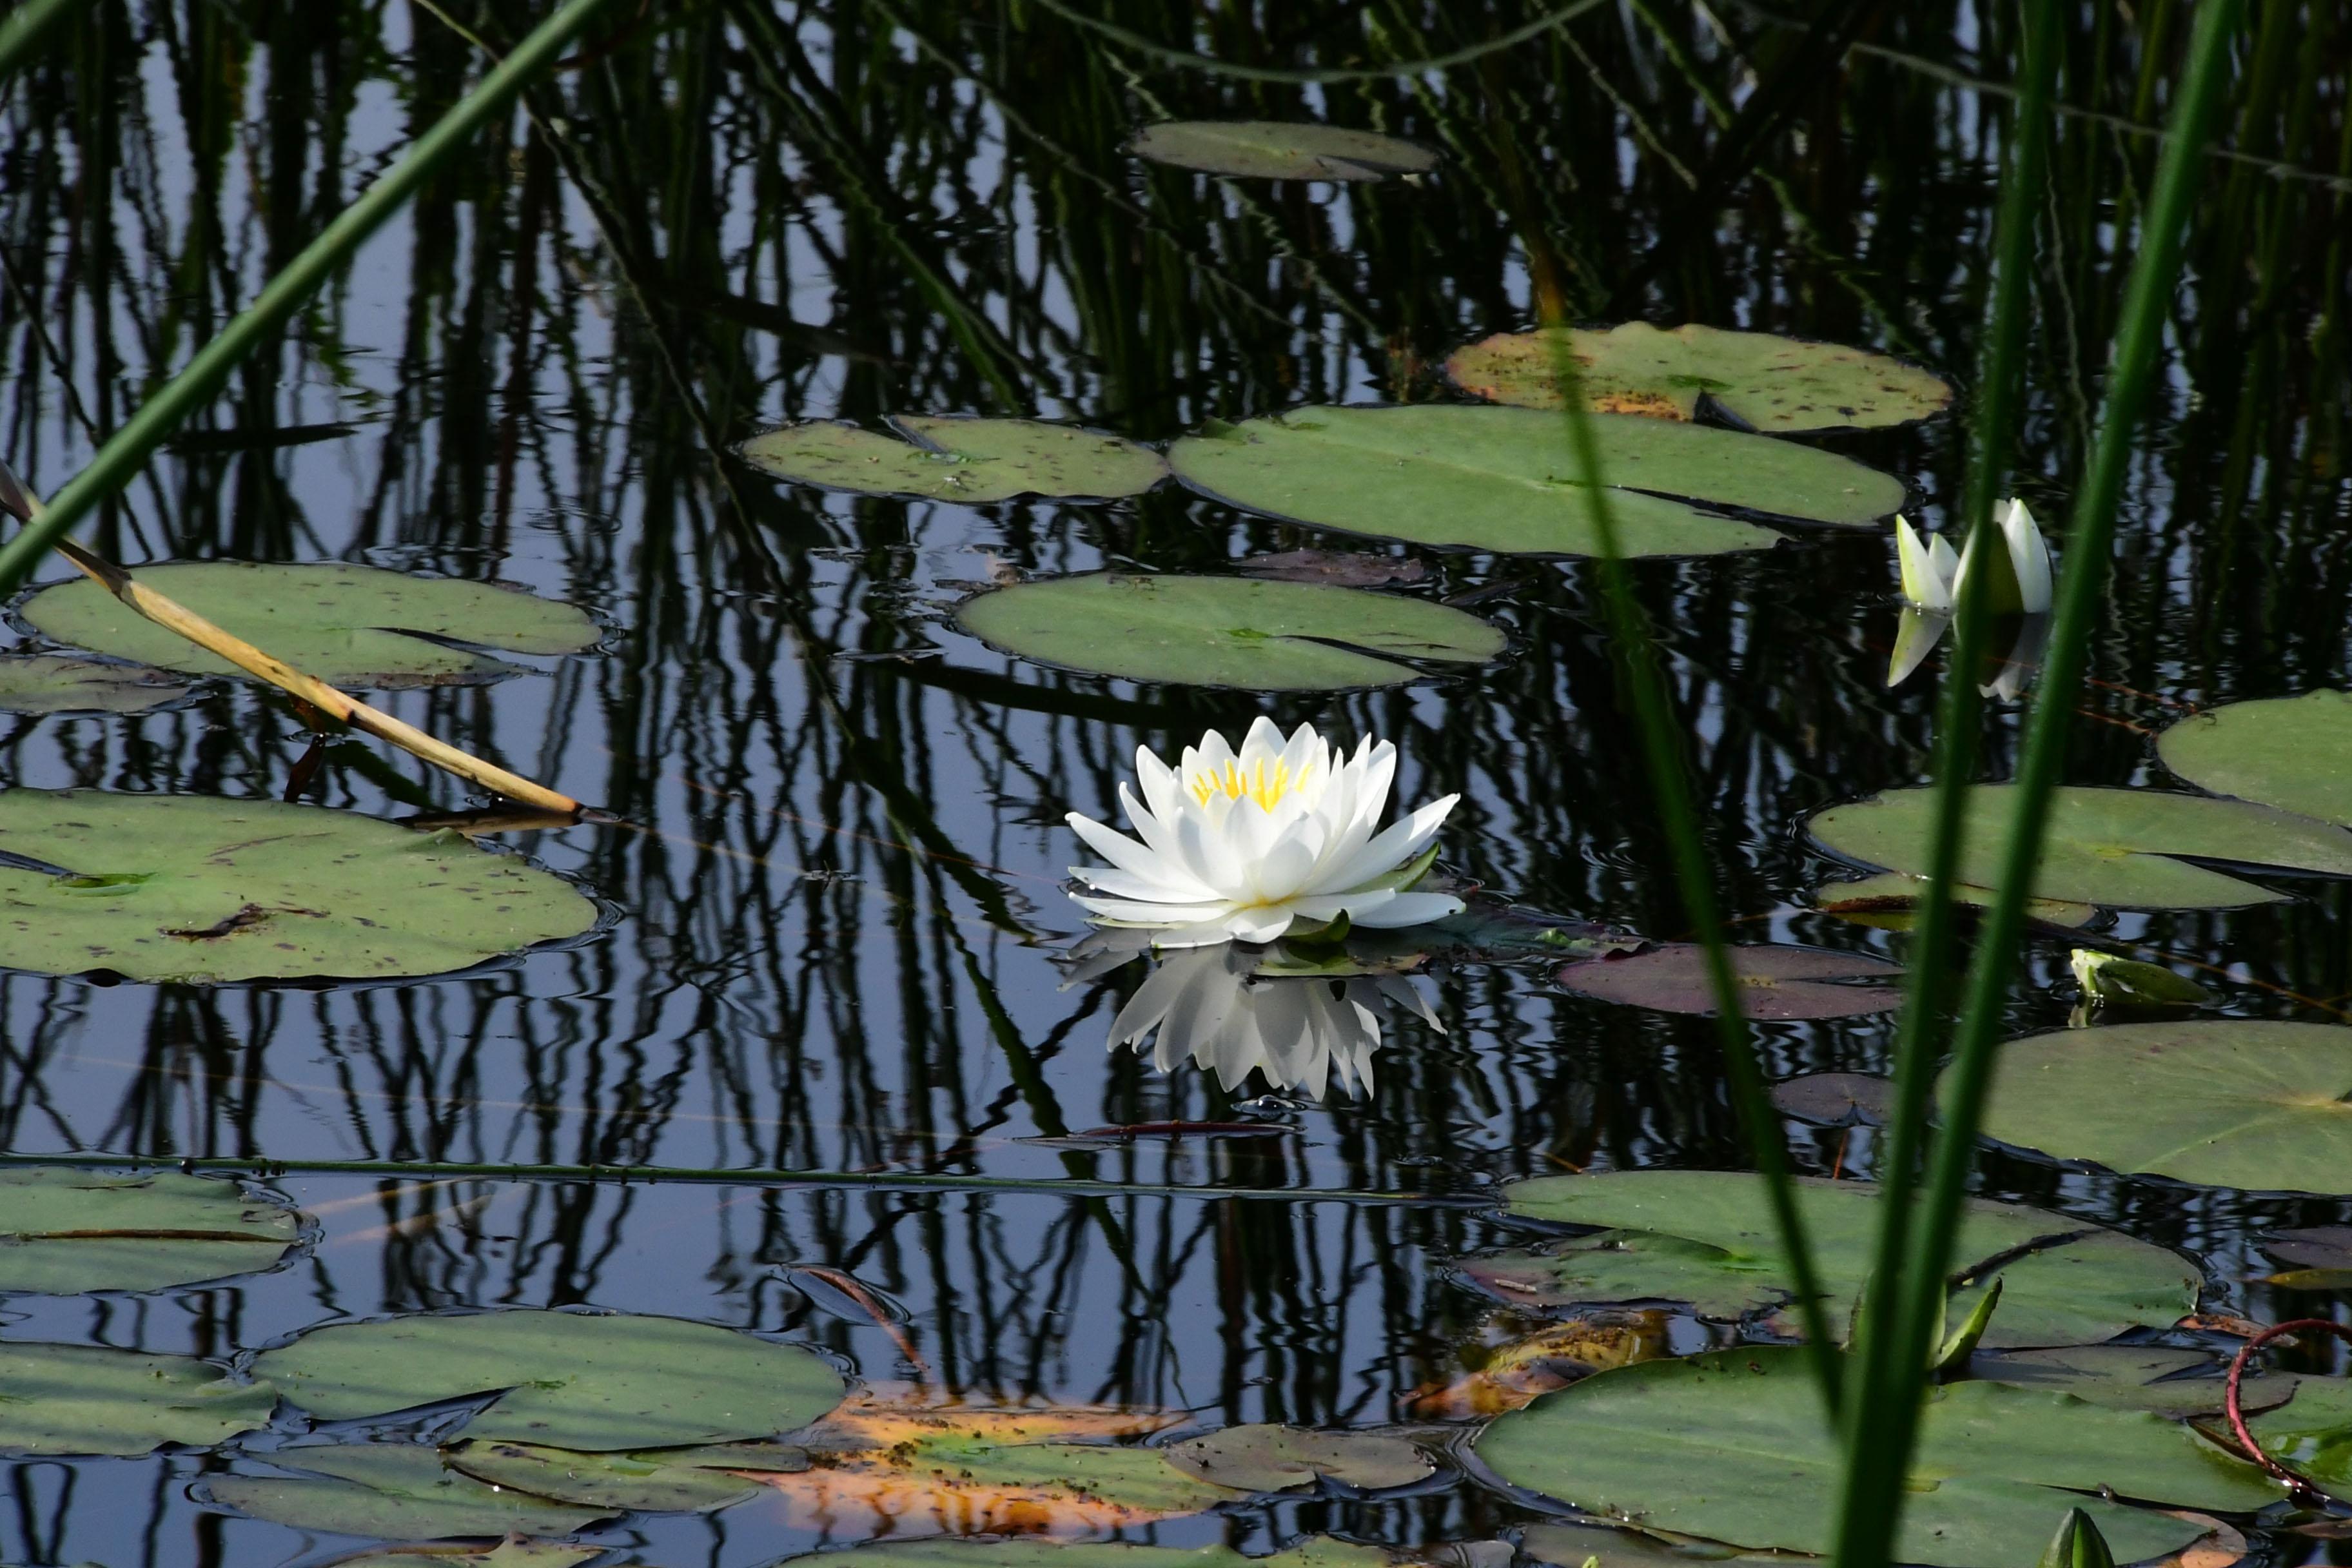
0;2;2344;1511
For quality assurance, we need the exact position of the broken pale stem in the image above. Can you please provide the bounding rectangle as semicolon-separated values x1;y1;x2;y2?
0;466;578;813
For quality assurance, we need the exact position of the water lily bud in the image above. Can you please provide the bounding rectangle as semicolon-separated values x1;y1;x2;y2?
2069;949;2215;1006
1893;515;1959;611
2038;1508;2117;1568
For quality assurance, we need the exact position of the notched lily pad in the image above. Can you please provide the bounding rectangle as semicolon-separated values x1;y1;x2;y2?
0;790;596;984
0;653;191;714
0;1340;275;1456
20;562;599;687
952;573;1505;690
1968;1345;2301;1419
1770;1071;1895;1126
324;1543;602;1568
1809;784;2352;909
1469;1170;2197;1349
1961;1019;2352;1195
446;1438;788;1511
1554;943;1903;1019
203;1444;612;1539
250;1308;846;1451
0;1167;300;1295
1162;1424;1434;1493
1447;323;1952;432
1813;869;2097;930
738;416;1166;502
2157;689;2352;827
1476;1347;2273;1568
1237;548;1427;587
1166;405;1904;558
770;1539;1392;1568
1126;121;1438;181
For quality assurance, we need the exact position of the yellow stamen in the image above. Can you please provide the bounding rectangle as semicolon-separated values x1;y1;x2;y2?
1186;756;1313;810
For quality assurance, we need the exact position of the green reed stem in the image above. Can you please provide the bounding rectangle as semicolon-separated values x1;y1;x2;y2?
0;0;618;594
0;0;75;82
1832;5;2244;1565
1830;0;2059;1545
1541;331;1842;1407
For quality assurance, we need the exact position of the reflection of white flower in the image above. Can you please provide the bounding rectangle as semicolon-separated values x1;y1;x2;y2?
1064;717;1462;949
1892;500;2052;616
1106;943;1440;1099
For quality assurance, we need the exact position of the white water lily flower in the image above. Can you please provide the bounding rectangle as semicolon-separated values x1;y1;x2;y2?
1107;942;1441;1099
1064;716;1463;948
1892;500;2052;616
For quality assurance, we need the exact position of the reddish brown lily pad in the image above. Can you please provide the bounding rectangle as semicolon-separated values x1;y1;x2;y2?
1770;1072;1896;1125
1556;944;1903;1019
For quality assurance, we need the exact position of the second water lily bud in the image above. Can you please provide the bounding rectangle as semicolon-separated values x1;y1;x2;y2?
1889;499;2052;616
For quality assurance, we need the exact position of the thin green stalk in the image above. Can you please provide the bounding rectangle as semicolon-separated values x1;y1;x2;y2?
1542;331;1842;1407
0;1147;1487;1205
1833;5;2244;1565
1830;0;2061;1540
0;0;76;81
0;0;618;594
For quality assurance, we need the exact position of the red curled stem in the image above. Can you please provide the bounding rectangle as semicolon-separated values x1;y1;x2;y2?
2224;1317;2352;1504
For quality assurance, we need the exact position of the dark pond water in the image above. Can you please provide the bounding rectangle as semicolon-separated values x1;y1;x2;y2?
3;3;2351;1565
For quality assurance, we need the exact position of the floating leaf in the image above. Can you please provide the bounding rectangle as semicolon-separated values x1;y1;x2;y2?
445;1438;790;1512
0;654;190;714
1126;121;1437;181
1476;1348;2273;1568
1405;1312;1670;1418
755;1386;1237;1536
1968;1346;2302;1419
2070;950;2215;1006
1554;943;1903;1019
1814;869;2097;930
2242;1374;2352;1491
1521;1521;1792;1568
1162;1424;1433;1492
1809;784;2352;909
1446;324;1952;432
738;416;1166;502
2262;1225;2352;1271
1470;1170;2196;1348
0;1168;300;1295
1961;1019;2352;1194
772;1539;1390;1568
251;1309;845;1451
21;562;598;687
1166;406;1903;558
204;1445;611;1538
0;1342;273;1456
953;573;1505;690
0;791;596;983
324;1544;601;1568
2157;690;2352;826
1769;1071;1895;1126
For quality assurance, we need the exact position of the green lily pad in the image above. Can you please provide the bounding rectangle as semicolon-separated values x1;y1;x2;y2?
251;1309;845;1451
1554;943;1904;1019
0;1340;275;1456
1813;869;2098;930
1469;1170;2197;1348
2243;1374;2352;1490
0;1168;300;1295
1476;1348;2274;1568
738;416;1166;502
0;790;596;983
1969;1345;2302;1419
1808;784;2352;909
2157;690;2352;826
1446;323;1952;432
20;562;599;687
1162;1424;1433;1492
324;1544;602;1568
1960;1019;2352;1194
1521;1521;1791;1568
771;1539;1391;1568
952;573;1505;689
204;1445;612;1539
0;654;190;714
1126;121;1438;181
1166;405;1904;558
444;1438;782;1511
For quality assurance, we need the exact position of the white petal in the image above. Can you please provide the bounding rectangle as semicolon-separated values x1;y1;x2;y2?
1070;864;1217;903
1894;516;1955;611
1068;810;1211;898
1069;892;1236;925
1322;794;1458;894
1220;906;1296;944
2003;498;2053;614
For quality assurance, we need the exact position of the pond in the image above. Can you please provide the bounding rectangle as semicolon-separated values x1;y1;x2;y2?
2;3;2351;1567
